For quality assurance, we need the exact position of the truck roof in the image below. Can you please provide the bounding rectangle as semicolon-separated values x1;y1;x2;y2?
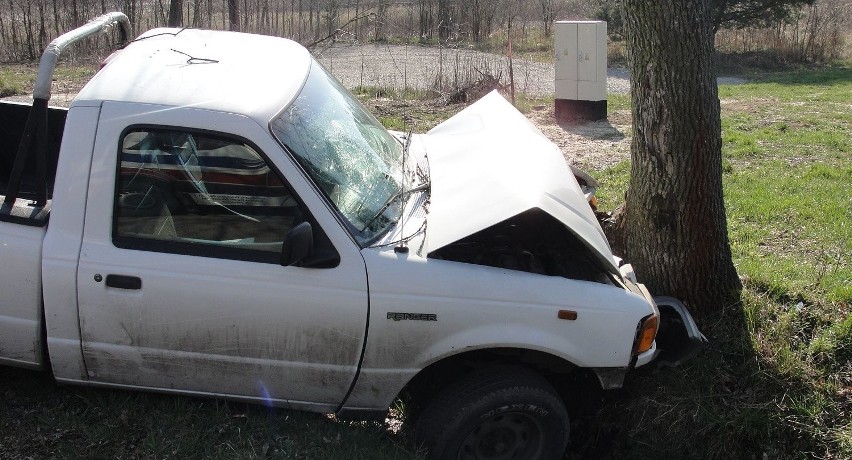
75;28;312;123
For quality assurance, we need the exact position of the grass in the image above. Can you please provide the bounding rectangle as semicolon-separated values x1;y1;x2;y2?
0;62;99;98
591;66;852;459
0;367;419;459
0;67;28;97
353;85;460;132
351;86;556;132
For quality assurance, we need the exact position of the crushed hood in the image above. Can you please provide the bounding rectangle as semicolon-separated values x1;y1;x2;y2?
422;91;618;273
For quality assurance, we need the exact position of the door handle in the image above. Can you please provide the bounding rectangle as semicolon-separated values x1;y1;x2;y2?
105;274;142;290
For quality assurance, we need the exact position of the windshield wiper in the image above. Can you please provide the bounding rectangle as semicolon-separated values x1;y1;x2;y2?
361;182;430;232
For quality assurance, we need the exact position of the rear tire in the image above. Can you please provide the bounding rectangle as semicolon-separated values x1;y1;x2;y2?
414;365;569;460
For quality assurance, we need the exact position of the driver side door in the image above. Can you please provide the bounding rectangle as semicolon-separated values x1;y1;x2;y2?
76;103;368;410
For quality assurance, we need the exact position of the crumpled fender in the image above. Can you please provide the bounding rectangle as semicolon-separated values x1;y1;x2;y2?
652;296;708;367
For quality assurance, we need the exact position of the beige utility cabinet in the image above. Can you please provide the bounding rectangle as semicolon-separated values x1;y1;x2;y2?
554;20;607;121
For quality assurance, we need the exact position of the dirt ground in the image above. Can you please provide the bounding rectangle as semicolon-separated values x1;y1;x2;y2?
527;103;632;170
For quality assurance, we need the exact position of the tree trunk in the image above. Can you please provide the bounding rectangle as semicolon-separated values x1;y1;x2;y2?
51;0;60;38
37;1;47;53
297;0;303;41
192;0;201;27
72;0;79;28
437;0;450;41
207;0;213;28
24;1;35;60
375;0;388;42
540;0;554;36
168;0;183;27
619;0;741;319
419;0;433;40
228;0;239;30
242;0;248;31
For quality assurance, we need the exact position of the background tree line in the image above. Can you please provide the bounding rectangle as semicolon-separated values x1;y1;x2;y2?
0;0;566;61
0;0;847;62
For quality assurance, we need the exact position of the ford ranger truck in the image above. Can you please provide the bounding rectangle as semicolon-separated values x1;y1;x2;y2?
0;13;705;460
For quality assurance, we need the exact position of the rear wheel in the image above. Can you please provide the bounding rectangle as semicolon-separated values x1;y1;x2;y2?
414;366;569;460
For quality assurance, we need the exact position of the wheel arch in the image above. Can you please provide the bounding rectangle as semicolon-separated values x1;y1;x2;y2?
398;347;597;417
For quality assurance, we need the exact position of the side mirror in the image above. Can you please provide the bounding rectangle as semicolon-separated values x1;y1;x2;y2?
281;222;314;266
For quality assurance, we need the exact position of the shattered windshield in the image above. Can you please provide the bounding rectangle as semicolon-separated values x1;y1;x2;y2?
270;60;404;245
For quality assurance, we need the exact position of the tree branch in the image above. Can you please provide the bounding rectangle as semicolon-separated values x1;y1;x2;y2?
304;11;375;49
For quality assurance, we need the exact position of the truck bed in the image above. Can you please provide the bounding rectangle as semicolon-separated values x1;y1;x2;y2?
0;100;66;226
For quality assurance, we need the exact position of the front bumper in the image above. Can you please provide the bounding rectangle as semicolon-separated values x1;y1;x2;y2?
592;296;706;390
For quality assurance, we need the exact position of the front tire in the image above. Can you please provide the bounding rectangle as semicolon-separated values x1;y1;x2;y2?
414;365;569;460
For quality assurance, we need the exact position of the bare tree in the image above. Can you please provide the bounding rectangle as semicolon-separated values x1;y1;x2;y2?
437;0;451;40
375;0;390;41
323;0;338;39
617;0;741;319
168;0;183;27
539;0;556;36
228;0;239;30
418;0;435;40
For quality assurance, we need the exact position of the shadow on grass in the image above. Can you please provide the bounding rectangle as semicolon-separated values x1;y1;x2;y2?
754;67;852;86
563;285;850;459
714;50;849;76
561;298;764;459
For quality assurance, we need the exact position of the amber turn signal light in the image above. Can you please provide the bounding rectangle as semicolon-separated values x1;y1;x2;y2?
633;314;658;355
557;310;578;320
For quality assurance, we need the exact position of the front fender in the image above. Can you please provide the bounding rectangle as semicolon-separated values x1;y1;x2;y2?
651;296;708;367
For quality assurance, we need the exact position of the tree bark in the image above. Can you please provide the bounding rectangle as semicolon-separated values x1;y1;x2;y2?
540;0;555;36
167;0;183;27
71;0;79;28
437;0;450;40
228;0;239;30
619;0;741;319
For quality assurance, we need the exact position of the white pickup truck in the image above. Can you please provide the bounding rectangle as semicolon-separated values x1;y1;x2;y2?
0;13;705;459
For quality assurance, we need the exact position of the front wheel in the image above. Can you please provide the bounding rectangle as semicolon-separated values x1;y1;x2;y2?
414;366;569;460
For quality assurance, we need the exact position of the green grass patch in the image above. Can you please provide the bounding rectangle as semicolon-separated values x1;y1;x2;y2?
726;160;852;303
719;67;852;102
512;93;552;114
0;62;99;98
0;78;19;98
0;66;30;97
354;86;548;133
592;159;630;211
606;93;631;112
352;86;460;132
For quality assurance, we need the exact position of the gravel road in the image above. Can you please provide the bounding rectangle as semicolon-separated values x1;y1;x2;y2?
314;43;631;96
314;44;745;97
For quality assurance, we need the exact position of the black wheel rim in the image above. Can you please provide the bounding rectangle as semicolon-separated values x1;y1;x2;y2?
457;411;546;460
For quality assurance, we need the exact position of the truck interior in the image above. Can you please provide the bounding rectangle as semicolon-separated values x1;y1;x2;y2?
0;101;67;225
0;102;66;201
116;129;302;255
